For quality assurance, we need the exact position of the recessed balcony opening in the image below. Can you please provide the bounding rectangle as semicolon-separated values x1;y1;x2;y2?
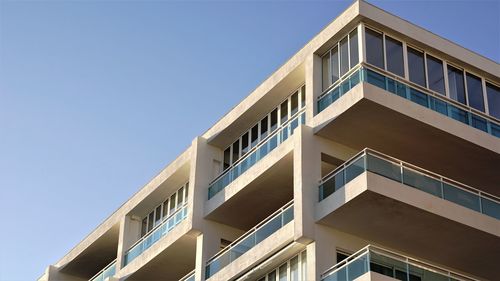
125;235;197;281
315;80;500;197
58;223;120;280
206;152;294;230
317;149;500;280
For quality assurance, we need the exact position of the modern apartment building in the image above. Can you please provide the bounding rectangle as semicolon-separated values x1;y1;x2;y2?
39;1;500;281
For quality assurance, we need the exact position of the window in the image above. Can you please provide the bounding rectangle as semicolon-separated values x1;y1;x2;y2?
154;205;162;225
270;109;278;132
365;28;384;69
141;218;147;237
300;86;306;108
184;183;189;200
257;251;306;281
466;73;484;112
349;29;359;68
177;186;184;205
407;47;426;87
260;116;268;139
448;65;466;104
279;264;287;281
322;54;331;90
251;124;259;148
223;148;230;170
426;55;445;95
385;36;404;77
162;199;169;218
280;100;288;124
147;212;154;232
291;91;299;116
331;46;340;84
232;140;240;163
241;132;249;155
486;82;500;119
169;193;177;214
290;256;299;281
339;36;349;77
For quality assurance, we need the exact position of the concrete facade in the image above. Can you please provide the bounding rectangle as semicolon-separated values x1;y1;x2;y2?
40;1;499;281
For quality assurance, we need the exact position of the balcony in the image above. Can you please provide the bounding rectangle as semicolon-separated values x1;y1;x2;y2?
208;111;305;199
89;260;116;281
317;64;500;138
205;201;294;279
316;149;500;280
319;149;499;220
321;245;477;281
313;64;500;196
124;204;188;266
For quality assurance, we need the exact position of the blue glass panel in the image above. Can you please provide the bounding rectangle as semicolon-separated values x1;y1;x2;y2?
366;69;386;89
471;114;488;132
366;154;401;182
345;156;365;183
320;171;345;200
347;253;369;280
443;183;480;212
481;197;500;220
409;88;428;107
490;122;500;137
429;96;448;115
448;105;469;124
255;215;282;244
402;168;442;198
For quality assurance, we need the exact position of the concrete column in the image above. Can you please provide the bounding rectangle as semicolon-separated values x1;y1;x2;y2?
115;215;141;271
189;136;220;232
305;53;323;121
293;125;321;243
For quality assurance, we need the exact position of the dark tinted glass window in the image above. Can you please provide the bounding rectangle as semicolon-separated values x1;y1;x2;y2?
147;212;154;232
155;206;162;224
322;54;330;90
251;125;259;148
385;36;404;77
365;28;384;69
487;82;500;119
301;85;306;108
169;193;177;212
426;55;445;95
466;73;484;111
260;116;268;139
232;140;240;163
223;147;230;170
270;109;278;131
331;46;340;83
448;65;466;104
141;218;147;237
407;47;426;87
241;132;249;154
163;199;169;218
280;101;288;124
349;29;359;68
291;91;299;115
340;36;349;77
337;252;349;263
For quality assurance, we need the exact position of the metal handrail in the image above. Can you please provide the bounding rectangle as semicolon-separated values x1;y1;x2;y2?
362;63;500;125
319;148;500;205
210;109;305;186
321;245;477;281
125;203;188;254
318;62;500;126
318;63;363;100
89;259;116;281
178;270;195;281
206;200;294;264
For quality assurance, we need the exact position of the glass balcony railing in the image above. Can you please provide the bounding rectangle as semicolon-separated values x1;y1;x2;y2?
317;63;500;138
89;260;116;281
205;201;294;279
319;148;500;220
124;204;188;266
179;270;195;281
321;245;477;281
208;111;306;199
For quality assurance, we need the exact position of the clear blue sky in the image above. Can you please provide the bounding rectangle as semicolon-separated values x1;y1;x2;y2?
0;0;498;280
